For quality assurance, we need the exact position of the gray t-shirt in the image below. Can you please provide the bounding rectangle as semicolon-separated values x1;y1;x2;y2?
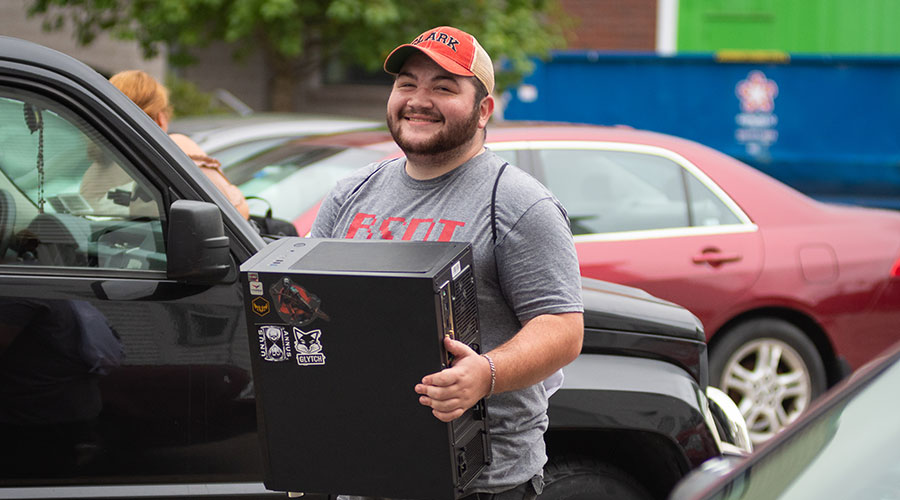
312;150;583;493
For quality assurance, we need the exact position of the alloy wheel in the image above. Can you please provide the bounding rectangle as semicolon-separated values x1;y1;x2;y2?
719;338;812;444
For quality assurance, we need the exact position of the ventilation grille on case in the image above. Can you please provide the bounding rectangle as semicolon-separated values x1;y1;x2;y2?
456;431;487;491
451;266;479;348
451;399;486;442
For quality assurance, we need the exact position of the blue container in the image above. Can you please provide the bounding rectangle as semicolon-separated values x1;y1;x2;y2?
503;52;900;209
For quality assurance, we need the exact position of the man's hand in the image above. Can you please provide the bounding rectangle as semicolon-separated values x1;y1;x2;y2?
415;337;491;422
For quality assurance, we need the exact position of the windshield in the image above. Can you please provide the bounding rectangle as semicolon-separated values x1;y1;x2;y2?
212;137;294;166
225;145;386;219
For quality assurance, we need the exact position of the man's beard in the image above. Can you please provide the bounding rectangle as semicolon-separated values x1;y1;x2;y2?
387;104;481;159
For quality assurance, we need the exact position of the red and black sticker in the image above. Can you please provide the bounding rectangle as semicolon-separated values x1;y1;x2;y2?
270;277;330;326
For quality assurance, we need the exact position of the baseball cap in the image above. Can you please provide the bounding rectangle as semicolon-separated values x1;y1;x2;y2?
384;26;494;95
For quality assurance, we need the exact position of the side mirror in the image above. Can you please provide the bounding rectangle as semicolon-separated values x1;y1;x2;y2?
167;200;232;283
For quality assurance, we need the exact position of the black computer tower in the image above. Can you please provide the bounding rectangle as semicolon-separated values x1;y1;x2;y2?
240;238;491;499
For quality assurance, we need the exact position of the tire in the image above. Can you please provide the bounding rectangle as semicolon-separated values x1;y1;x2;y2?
709;318;827;446
539;456;652;500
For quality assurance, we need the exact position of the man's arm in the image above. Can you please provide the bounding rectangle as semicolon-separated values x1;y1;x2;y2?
415;311;583;422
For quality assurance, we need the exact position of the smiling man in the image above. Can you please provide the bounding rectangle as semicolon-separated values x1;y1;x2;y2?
311;26;584;500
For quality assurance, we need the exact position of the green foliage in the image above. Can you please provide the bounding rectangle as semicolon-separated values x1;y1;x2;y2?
324;0;570;91
28;0;569;111
164;74;232;117
27;0;567;92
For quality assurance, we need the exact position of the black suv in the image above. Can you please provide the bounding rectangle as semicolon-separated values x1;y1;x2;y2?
0;37;748;500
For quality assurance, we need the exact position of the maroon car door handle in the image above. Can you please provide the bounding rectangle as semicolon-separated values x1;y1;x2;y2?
692;250;743;266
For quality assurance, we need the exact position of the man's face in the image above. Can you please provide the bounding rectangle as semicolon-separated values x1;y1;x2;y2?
386;52;488;158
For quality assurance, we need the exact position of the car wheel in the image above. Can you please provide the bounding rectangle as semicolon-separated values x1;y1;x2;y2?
709;318;827;445
540;456;652;500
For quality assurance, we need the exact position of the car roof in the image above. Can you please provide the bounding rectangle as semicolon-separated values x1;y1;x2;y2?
171;112;382;152
0;36;107;91
285;119;746;154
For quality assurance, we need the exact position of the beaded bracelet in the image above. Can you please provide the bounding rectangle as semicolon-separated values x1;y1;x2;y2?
482;353;496;398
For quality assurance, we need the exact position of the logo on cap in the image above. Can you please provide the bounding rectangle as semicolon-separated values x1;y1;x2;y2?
413;30;460;52
384;26;495;95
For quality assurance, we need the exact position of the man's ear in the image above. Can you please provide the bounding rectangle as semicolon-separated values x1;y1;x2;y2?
154;111;169;131
478;95;495;128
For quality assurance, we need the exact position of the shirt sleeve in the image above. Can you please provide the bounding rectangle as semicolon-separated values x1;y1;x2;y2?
310;160;395;238
310;189;341;238
494;197;584;322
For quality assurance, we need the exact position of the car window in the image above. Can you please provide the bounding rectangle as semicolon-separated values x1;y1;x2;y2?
686;172;741;226
538;148;744;235
538;149;690;235
210;137;293;166
227;146;387;219
0;91;165;271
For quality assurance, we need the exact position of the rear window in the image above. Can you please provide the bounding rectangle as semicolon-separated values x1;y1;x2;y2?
226;146;386;219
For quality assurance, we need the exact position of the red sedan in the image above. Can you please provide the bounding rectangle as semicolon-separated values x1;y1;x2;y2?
222;122;900;444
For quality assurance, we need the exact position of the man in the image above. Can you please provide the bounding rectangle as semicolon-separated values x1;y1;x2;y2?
311;26;584;500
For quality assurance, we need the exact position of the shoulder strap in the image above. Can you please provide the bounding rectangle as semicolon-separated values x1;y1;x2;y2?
491;162;509;244
349;158;397;197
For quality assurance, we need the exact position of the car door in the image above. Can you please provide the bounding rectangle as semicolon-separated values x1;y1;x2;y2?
0;46;267;494
526;141;764;336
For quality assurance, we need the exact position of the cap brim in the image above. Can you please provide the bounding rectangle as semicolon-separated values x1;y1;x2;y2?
384;45;475;77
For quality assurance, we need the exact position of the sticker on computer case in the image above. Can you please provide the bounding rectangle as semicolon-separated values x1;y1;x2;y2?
249;280;264;296
270;277;331;326
257;325;292;362
293;327;326;366
252;296;271;316
451;260;462;279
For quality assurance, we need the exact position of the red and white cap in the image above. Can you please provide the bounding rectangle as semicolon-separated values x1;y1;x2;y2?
384;26;494;95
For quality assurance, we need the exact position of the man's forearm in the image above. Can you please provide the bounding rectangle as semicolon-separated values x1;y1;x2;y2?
486;312;583;395
415;312;583;421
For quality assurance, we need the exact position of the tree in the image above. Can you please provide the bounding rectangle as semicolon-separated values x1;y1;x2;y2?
28;0;568;112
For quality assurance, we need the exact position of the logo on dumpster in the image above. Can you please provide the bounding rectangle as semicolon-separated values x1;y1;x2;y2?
736;70;778;113
735;70;779;157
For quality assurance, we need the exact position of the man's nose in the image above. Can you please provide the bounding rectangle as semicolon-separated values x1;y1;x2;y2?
406;87;435;108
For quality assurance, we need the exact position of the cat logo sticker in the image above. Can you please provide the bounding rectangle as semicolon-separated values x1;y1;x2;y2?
293;327;326;366
258;325;291;362
252;297;271;316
